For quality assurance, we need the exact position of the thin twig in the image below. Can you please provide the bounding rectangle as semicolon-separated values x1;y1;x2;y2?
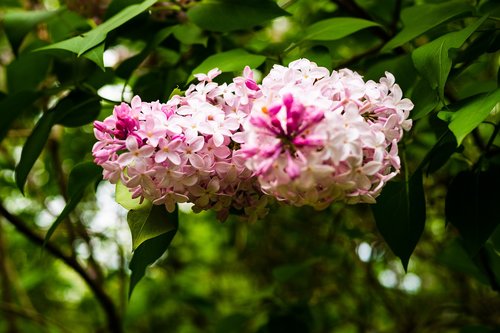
0;202;123;333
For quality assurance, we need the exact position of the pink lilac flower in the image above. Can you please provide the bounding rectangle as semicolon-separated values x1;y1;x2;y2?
92;68;268;221
239;59;413;208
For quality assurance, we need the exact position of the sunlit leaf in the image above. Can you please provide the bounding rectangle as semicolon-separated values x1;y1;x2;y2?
173;22;208;46
303;17;381;41
45;162;102;243
412;15;488;100
382;0;472;51
129;206;178;297
446;168;500;255
187;0;288;32
443;88;500;146
128;204;177;250
372;170;426;271
187;49;266;84
116;182;150;210
36;0;157;58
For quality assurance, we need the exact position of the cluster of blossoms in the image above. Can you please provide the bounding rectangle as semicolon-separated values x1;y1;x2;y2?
93;58;413;219
240;59;413;208
92;68;269;222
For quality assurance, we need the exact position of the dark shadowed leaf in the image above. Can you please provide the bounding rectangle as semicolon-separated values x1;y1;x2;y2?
372;170;426;271
382;0;472;51
45;162;102;243
7;49;51;93
412;15;487;100
0;91;39;143
187;49;266;84
187;0;288;32
129;206;178;297
52;90;102;127
445;168;500;255
303;17;381;41
418;130;458;174
410;78;440;120
15;112;57;194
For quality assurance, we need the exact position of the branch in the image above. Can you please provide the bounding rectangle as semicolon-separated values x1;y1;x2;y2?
0;202;123;333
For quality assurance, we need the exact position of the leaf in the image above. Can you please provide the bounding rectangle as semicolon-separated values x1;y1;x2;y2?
410;78;440;120
81;43;105;71
7;48;51;93
418;130;458;174
187;49;266;84
411;15;488;100
128;204;177;250
128;206;178;297
36;0;157;56
444;88;500;146
15;112;57;194
52;90;102;127
172;22;208;46
303;17;381;41
45;162;102;243
445;168;500;255
372;170;426;271
0;91;39;143
382;0;472;51
116;182;150;210
187;0;288;32
3;9;61;51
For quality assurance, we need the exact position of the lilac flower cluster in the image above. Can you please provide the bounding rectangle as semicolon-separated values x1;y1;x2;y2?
92;68;269;222
93;58;413;219
240;59;413;208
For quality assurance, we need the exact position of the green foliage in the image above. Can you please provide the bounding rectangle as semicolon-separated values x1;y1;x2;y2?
0;0;499;331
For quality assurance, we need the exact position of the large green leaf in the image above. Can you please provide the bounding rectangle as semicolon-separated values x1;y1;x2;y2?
128;206;178;297
187;0;288;32
36;0;157;63
45;162;102;243
187;49;266;84
303;17;381;41
128;204;178;250
15;112;57;194
3;9;61;51
411;15;488;100
173;22;208;46
442;88;500;146
382;0;472;51
445;168;500;255
372;170;426;271
0;91;39;143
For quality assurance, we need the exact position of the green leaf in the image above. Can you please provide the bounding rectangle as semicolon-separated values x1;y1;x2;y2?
412;15;488;100
418;130;458;174
187;49;266;84
81;43;105;71
37;0;157;56
0;91;39;143
445;168;500;255
303;17;381;41
7;45;51;93
52;90;102;127
187;0;288;32
382;0;472;51
129;206;178;297
128;204;177;250
3;9;61;51
116;182;150;210
15;112;57;194
45;162;102;243
372;170;426;271
410;78;440;120
172;22;208;46
443;88;500;146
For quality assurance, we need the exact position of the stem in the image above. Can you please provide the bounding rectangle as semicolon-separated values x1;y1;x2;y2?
0;202;123;333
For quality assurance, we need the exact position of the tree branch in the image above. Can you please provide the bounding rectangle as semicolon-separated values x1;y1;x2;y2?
0;202;123;333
